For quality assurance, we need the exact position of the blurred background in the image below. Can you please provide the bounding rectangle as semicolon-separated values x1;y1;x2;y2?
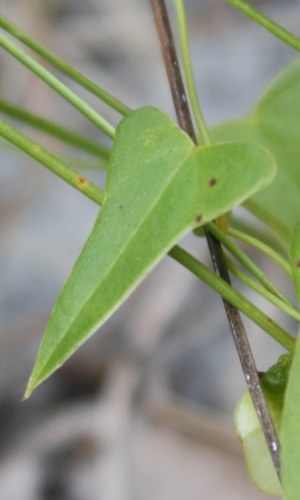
0;0;299;498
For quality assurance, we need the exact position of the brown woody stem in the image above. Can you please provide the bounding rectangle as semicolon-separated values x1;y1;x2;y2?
150;0;281;478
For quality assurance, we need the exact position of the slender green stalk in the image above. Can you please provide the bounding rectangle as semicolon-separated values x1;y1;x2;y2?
227;0;300;53
174;0;211;145
225;256;300;322
228;227;292;277
0;118;105;205
0;138;108;170
0;31;115;139
170;245;295;352
0;15;130;116
0;99;110;159
207;222;292;306
62;157;108;170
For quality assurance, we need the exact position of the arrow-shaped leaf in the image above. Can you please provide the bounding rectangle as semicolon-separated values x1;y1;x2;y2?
24;106;275;397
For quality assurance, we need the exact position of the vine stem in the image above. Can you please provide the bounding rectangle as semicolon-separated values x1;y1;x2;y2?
227;0;300;53
174;0;211;144
0;31;115;139
150;0;281;478
228;227;292;277
0;15;130;116
0;118;105;205
0;98;110;159
225;255;300;323
207;222;292;306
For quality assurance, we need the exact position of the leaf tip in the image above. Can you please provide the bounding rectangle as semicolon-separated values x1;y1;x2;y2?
20;385;33;402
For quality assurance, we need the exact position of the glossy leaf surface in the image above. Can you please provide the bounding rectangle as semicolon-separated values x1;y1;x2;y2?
212;58;300;247
282;221;300;499
25;106;275;397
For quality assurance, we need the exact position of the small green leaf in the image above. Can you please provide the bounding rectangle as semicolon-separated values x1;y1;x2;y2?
235;356;291;497
281;222;300;499
235;390;282;497
24;106;275;397
212;58;300;247
262;354;292;394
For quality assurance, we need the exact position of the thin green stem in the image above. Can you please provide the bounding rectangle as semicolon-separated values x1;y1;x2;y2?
62;157;108;170
174;0;211;145
225;256;300;323
227;0;300;53
0;118;105;205
228;227;292;277
0;31;115;139
0;15;130;116
0;138;108;169
207;222;292;306
169;245;295;352
0;98;110;159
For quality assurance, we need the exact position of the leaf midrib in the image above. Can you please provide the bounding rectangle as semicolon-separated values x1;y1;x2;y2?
33;147;193;379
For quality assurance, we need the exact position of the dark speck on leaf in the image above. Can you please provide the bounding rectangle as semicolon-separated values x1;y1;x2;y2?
296;259;300;267
196;214;202;223
118;204;123;209
209;178;217;187
266;317;273;323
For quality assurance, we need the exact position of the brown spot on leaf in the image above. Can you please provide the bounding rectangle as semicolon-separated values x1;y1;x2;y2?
209;178;217;187
196;214;202;223
266;317;273;323
296;259;300;267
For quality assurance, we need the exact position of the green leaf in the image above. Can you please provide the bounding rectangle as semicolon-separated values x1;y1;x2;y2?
212;58;300;248
282;337;300;500
235;355;291;497
235;390;282;497
281;222;300;499
24;106;275;398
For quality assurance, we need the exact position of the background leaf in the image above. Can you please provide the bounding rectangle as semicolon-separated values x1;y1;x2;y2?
24;106;275;397
235;355;291;497
212;58;300;248
235;390;282;497
282;221;300;499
